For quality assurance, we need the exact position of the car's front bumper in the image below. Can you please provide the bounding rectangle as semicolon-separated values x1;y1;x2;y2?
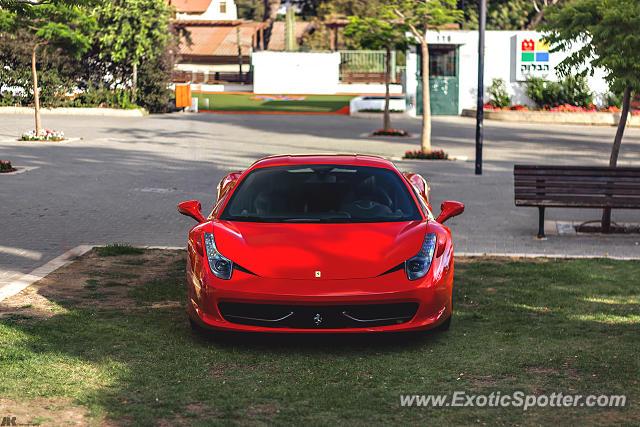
187;251;454;333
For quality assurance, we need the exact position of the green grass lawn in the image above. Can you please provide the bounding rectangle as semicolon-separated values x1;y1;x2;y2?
192;93;354;113
0;248;638;425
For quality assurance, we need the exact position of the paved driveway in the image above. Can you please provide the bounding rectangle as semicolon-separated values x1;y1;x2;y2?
1;112;639;286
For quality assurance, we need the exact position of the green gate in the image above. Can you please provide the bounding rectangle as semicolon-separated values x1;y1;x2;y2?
416;45;459;116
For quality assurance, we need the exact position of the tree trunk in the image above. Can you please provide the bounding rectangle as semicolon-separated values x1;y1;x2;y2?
132;62;138;103
262;0;281;50
420;40;431;153
601;84;632;232
383;44;391;131
31;43;42;137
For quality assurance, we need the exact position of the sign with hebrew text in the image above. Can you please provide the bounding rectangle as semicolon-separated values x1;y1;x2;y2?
516;35;553;81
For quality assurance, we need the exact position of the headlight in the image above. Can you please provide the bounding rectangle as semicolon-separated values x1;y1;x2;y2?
203;232;233;280
405;233;437;281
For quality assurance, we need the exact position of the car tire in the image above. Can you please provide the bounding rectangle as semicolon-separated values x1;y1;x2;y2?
435;312;452;331
189;317;207;335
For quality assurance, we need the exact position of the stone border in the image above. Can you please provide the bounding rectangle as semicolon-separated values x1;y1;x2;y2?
456;252;640;260
0;166;39;175
0;106;147;117
0;245;185;302
0;245;93;302
461;108;640;127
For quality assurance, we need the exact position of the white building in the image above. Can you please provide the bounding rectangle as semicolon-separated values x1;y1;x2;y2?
405;30;611;116
171;0;238;21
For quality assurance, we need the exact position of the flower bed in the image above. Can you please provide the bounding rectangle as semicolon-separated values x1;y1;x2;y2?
483;102;640;115
21;129;65;141
403;149;449;160
0;160;16;173
371;128;410;137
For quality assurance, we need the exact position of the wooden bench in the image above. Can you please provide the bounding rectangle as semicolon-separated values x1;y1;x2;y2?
514;165;640;238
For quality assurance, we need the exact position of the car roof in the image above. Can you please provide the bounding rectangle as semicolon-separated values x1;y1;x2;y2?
248;154;396;170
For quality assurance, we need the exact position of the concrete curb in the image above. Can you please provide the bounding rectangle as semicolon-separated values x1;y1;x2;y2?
461;108;640;127
0;106;148;117
0;244;186;303
0;244;93;302
456;252;640;260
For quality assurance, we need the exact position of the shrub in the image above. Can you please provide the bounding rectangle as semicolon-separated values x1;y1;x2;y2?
74;88;138;110
488;78;511;108
604;91;623;109
525;75;593;109
403;149;449;160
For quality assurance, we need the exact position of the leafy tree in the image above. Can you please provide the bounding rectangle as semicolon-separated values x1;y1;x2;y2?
392;0;463;153
0;2;95;135
344;13;407;130
0;30;85;108
93;0;173;103
543;0;640;231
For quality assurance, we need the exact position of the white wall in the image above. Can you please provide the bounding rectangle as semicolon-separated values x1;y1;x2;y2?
176;0;237;21
410;30;611;114
252;52;341;94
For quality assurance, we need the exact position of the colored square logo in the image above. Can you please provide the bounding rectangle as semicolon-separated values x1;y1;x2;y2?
521;52;535;62
521;39;535;51
536;52;549;62
535;41;549;52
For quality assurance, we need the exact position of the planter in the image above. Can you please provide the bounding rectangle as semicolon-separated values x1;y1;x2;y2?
462;108;640;127
371;128;410;137
0;160;16;173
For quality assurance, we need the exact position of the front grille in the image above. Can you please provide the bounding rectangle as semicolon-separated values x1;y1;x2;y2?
217;302;419;329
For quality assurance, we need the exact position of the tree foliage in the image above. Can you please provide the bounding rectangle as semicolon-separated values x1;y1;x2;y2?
543;0;640;230
392;0;463;153
344;9;407;130
93;0;173;101
543;0;640;94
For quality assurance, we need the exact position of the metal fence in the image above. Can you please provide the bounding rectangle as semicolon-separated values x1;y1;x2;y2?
339;50;398;83
173;70;252;84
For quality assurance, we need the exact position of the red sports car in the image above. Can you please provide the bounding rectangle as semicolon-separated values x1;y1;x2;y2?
178;154;463;334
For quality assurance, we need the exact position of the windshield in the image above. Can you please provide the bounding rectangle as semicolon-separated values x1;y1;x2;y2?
220;164;422;223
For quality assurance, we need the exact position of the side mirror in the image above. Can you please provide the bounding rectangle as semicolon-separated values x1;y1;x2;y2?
178;200;205;223
436;201;464;224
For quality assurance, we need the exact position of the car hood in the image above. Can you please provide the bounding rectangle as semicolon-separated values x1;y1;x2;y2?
212;220;426;280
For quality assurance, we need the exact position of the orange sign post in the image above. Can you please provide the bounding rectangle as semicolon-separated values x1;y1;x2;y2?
175;84;192;108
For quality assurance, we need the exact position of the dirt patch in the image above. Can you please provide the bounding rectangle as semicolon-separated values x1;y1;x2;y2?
0;397;96;426
0;248;185;321
526;367;561;376
469;374;517;388
238;402;279;422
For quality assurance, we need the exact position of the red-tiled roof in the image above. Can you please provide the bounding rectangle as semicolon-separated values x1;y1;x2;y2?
178;22;260;58
170;0;212;13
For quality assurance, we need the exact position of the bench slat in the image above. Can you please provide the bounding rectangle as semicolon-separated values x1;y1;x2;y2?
515;187;640;196
514;180;640;189
515;169;640;178
515;199;640;208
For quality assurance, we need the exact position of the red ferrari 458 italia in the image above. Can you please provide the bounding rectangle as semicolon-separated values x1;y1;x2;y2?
178;154;463;334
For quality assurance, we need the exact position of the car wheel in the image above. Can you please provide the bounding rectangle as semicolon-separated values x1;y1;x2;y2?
189;317;207;335
435;312;451;331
